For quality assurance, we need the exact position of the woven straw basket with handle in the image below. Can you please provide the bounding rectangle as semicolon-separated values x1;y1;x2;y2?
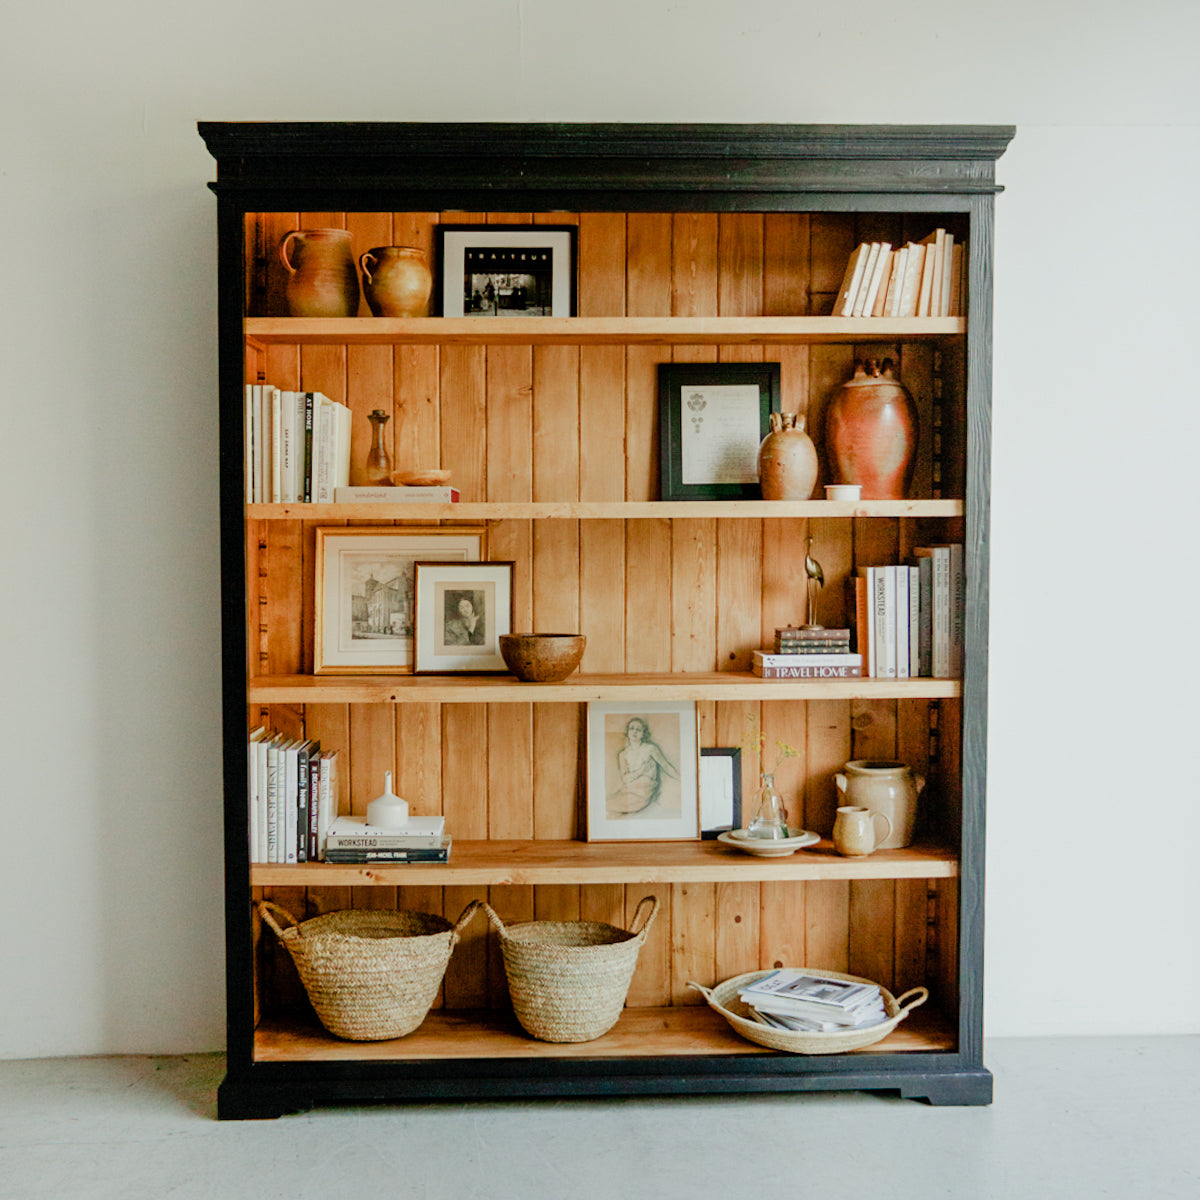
468;896;658;1044
258;901;477;1042
689;967;928;1055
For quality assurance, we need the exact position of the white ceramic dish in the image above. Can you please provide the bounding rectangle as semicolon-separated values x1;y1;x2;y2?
717;828;820;856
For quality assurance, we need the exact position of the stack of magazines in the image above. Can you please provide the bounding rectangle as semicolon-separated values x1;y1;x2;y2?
738;970;887;1032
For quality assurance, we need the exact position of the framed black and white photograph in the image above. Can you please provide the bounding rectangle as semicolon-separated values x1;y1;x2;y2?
658;362;781;500
314;527;485;674
412;561;514;674
700;747;742;839
585;701;699;842
436;225;576;317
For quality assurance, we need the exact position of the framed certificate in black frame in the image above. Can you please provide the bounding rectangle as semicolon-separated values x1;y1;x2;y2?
658;362;781;500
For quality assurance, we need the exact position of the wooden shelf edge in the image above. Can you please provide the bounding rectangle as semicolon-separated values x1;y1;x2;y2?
246;671;962;704
253;1002;956;1062
250;839;959;886
244;315;966;346
245;499;964;521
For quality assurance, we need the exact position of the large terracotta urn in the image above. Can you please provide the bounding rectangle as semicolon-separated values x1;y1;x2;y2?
278;228;360;317
756;412;819;500
824;358;919;500
360;246;433;317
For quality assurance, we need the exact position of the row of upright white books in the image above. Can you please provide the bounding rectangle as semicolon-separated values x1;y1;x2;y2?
244;384;352;504
247;728;340;864
739;970;888;1032
833;228;964;319
851;544;964;679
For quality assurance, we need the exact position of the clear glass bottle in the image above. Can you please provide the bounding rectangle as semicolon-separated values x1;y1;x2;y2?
747;772;790;839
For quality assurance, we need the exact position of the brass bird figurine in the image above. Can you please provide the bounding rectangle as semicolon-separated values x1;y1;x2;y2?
803;535;825;629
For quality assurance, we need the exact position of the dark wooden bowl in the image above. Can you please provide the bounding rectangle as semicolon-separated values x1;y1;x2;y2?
499;634;586;682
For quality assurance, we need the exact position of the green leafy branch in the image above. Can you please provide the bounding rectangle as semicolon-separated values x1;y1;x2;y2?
740;715;798;777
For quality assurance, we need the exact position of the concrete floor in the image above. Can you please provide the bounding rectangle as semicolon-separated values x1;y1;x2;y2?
0;1037;1196;1199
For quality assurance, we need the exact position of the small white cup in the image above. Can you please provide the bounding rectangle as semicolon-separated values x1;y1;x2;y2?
825;484;862;501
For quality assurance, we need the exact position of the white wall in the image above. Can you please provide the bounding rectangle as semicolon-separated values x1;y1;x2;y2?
2;0;1197;1056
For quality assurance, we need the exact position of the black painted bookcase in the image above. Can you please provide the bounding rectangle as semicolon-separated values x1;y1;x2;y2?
199;121;1013;1118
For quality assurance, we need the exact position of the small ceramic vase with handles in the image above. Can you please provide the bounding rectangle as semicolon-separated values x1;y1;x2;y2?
834;760;926;849
757;411;819;500
833;805;892;857
360;246;433;317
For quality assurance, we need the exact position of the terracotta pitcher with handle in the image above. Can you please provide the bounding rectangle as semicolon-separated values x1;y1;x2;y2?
279;228;360;317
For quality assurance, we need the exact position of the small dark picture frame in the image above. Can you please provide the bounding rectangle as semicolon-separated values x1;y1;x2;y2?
435;225;577;317
658;362;781;500
700;747;743;838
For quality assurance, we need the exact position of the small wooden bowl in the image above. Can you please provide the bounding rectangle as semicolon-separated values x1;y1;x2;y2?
393;469;451;487
499;634;586;683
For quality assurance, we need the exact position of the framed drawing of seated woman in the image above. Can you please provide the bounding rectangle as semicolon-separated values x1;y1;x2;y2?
585;701;699;841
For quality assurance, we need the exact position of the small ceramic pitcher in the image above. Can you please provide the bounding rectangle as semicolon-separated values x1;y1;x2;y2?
833;806;892;857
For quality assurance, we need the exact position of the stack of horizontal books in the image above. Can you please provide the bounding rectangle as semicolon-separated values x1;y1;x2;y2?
752;626;862;679
738;970;887;1032
322;814;450;863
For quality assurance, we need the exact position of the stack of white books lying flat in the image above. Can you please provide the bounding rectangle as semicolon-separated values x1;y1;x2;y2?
322;814;450;863
738;969;888;1032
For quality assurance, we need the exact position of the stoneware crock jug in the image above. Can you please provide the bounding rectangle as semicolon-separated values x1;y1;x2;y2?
824;358;919;500
757;411;819;500
834;760;925;849
359;246;433;317
279;228;360;317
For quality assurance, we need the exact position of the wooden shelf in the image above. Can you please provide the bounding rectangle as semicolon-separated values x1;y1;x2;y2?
246;499;963;521
245;315;965;347
247;671;963;704
251;838;958;887
253;1002;956;1062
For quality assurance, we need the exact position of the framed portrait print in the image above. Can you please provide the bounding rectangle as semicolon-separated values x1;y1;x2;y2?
436;225;576;317
314;527;484;674
412;561;514;674
658;362;781;500
700;747;742;839
586;701;699;842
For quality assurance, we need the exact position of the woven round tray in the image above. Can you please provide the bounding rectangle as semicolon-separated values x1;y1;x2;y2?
258;901;476;1042
470;896;658;1044
688;968;928;1055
